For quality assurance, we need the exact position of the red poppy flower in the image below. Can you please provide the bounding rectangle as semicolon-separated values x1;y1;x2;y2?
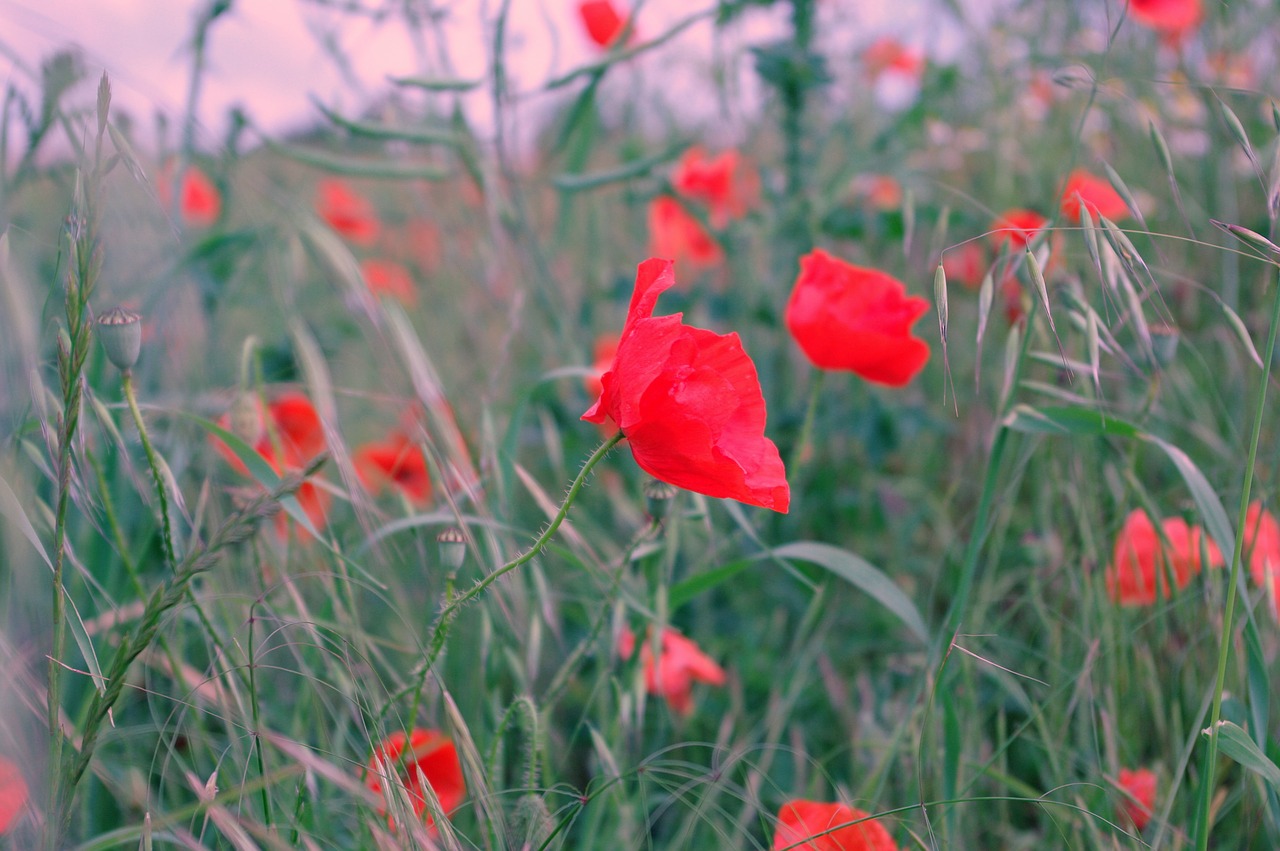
364;729;465;831
861;37;924;81
785;249;930;387
1117;767;1157;832
1060;170;1130;222
649;195;722;269
158;162;221;227
672;147;756;227
773;800;898;851
316;179;380;246
585;333;621;400
0;756;27;836
578;0;632;49
618;626;727;715
360;258;417;305
211;392;331;536
1104;509;1224;606
1244;501;1280;613
941;241;987;291
1128;0;1201;37
582;259;789;512
355;432;432;505
988;209;1049;251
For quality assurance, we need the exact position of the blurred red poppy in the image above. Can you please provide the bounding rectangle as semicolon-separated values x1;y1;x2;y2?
988;209;1049;251
582;259;789;512
355;432;432;505
1128;0;1202;37
649;195;722;269
1060;170;1130;222
862;37;924;81
1104;509;1223;606
773;800;898;851
848;174;904;212
941;241;987;291
364;729;465;832
785;249;930;387
618;626;726;715
585;333;621;400
0;756;27;836
1244;501;1280;614
317;179;380;246
672;147;757;227
158;162;221;227
212;392;330;536
1117;767;1156;832
360;258;417;306
578;0;631;49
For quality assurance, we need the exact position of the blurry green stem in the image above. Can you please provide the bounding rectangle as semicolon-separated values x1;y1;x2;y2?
1195;265;1280;850
122;372;177;569
788;369;825;485
938;313;1035;649
777;0;816;275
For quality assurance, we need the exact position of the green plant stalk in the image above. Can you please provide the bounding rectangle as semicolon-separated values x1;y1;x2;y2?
787;369;825;483
122;372;177;568
1195;265;1280;850
386;432;623;721
49;463;320;838
777;0;816;277
247;601;274;827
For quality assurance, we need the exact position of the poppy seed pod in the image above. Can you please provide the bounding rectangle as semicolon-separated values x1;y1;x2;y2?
643;480;677;522
436;527;467;571
97;307;142;372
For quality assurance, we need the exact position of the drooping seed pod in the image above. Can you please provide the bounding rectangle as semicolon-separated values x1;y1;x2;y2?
97;307;142;372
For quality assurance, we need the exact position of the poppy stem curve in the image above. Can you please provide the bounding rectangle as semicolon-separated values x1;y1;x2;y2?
421;432;625;671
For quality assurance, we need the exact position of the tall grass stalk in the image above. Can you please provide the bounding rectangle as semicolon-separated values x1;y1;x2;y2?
1195;262;1280;849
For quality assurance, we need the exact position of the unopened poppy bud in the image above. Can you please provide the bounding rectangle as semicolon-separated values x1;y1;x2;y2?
1149;323;1180;369
436;527;466;570
97;307;142;372
644;479;678;521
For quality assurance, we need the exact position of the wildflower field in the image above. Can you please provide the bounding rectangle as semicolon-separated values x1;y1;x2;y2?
3;0;1280;847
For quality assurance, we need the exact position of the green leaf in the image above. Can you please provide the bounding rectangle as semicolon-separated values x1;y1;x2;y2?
1002;404;1139;438
1212;720;1280;789
772;541;929;644
668;559;753;611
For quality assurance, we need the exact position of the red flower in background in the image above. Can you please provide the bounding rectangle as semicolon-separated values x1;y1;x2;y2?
1244;501;1280;614
0;756;27;836
1060;169;1130;222
1117;768;1157;832
1128;0;1202;38
773;800;898;851
989;209;1049;251
672;147;757;226
578;0;631;49
158;162;221;227
317;179;380;246
941;241;987;291
785;249;930;387
355;432;432;505
583;259;789;512
212;392;331;536
861;36;924;81
1104;509;1223;606
361;259;417;305
649;195;722;269
618;626;727;715
585;333;621;400
364;729;466;831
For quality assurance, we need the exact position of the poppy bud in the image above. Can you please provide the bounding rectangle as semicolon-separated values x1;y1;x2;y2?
229;393;263;444
643;480;677;522
436;527;467;571
97;307;142;372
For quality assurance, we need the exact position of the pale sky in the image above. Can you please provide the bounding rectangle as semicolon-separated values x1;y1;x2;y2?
0;0;982;157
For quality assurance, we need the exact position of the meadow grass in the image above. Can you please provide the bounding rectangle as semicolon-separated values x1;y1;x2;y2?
2;1;1280;848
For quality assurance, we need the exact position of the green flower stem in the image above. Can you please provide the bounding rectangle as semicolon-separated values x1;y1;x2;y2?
122;372;177;569
1195;264;1280;850
385;432;624;726
787;369;825;485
